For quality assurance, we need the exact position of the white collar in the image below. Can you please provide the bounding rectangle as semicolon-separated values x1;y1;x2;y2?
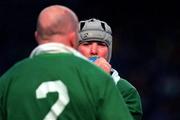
111;68;121;84
30;43;87;60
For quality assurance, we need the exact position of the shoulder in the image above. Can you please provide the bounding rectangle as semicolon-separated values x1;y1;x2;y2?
116;77;143;101
71;55;114;84
111;68;138;94
66;55;115;94
0;58;29;92
117;78;137;93
118;78;136;89
0;58;30;77
77;56;112;79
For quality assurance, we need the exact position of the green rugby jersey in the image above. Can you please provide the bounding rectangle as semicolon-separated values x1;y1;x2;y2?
0;53;133;120
117;78;143;120
111;69;143;120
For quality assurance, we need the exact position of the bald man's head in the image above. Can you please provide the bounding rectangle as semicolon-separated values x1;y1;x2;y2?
35;5;79;42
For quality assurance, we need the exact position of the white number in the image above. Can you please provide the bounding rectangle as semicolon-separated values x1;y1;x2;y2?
36;80;69;120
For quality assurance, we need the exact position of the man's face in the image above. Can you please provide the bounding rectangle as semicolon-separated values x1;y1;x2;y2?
78;41;108;59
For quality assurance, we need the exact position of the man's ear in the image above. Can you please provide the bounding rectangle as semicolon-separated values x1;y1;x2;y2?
34;31;42;44
69;32;78;49
34;31;39;42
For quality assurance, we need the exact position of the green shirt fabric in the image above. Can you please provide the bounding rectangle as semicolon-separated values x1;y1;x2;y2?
117;78;143;120
0;44;133;120
111;69;143;120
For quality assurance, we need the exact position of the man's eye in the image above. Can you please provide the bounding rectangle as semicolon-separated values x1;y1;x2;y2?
98;43;106;46
82;42;90;45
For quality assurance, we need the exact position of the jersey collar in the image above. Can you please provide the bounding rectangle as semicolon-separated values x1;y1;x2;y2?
30;43;87;60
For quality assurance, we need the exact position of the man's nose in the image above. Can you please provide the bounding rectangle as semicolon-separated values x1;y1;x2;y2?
90;43;98;55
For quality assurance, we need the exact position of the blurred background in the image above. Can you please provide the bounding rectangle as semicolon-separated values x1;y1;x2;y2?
0;0;179;119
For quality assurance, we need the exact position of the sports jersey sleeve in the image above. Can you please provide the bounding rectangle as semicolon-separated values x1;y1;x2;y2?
117;79;143;120
97;76;133;120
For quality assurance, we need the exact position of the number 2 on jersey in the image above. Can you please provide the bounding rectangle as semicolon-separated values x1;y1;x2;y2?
36;80;69;120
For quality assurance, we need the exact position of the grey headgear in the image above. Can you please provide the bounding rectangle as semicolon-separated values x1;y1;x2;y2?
79;18;112;62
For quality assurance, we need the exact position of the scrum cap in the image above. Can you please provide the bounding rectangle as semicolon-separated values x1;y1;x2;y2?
79;18;112;62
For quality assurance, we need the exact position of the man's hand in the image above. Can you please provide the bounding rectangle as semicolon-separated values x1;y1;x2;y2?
94;57;111;74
